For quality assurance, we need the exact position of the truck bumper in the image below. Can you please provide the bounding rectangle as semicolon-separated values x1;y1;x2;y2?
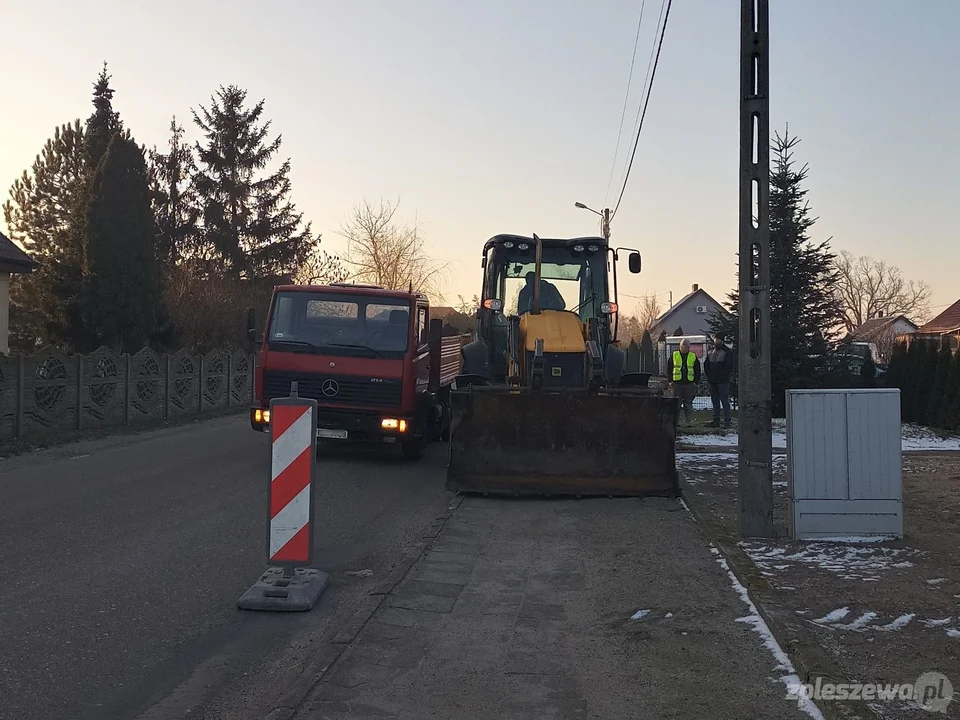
250;405;415;443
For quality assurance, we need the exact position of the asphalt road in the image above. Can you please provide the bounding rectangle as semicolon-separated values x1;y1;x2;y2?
0;416;455;720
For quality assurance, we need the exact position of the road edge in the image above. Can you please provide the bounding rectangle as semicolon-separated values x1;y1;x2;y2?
680;487;879;720
261;494;466;720
0;405;247;459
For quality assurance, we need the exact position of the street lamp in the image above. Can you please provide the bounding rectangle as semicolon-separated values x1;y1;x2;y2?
574;201;611;241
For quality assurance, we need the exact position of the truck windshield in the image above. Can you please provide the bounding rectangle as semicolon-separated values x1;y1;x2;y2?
487;247;607;321
266;292;411;357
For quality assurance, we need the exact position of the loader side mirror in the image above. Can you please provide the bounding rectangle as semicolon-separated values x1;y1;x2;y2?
628;252;641;274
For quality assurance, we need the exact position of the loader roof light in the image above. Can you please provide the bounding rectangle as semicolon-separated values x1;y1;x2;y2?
588;244;599;252
573;244;584;252
483;298;503;311
518;243;529;250
502;241;515;248
601;302;618;314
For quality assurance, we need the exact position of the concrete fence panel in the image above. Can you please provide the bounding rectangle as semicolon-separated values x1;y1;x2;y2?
0;346;255;445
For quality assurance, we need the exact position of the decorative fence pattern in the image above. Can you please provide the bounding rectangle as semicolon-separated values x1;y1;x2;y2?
0;347;255;443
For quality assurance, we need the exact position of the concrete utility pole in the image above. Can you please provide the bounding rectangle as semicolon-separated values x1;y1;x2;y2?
738;0;774;538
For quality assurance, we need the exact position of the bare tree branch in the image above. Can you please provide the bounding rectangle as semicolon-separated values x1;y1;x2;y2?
635;294;662;331
294;234;349;285
337;198;449;301
832;250;932;333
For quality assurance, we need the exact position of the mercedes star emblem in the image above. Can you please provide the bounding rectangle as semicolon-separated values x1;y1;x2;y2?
329;361;336;368
321;379;340;397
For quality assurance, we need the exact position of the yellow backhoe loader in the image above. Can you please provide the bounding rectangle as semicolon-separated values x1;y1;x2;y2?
446;233;679;497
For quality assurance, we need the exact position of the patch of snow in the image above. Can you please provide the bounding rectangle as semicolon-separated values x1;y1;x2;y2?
740;541;921;582
681;422;960;451
708;543;825;719
665;612;674;618
875;613;915;631
630;609;650;621
834;611;878;631
810;610;960;636
926;578;948;585
680;432;787;449
901;424;960;451
677;452;737;462
814;607;850;624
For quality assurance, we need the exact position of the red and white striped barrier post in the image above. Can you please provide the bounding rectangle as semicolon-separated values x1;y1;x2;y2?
239;382;330;612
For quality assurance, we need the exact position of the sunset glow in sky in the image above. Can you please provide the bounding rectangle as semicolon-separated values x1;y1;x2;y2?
2;0;957;317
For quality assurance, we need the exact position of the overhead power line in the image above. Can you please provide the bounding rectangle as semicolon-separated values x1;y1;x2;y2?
603;1;647;207
612;0;665;206
611;0;673;221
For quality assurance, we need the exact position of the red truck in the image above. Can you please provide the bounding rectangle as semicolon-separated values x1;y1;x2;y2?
246;283;466;460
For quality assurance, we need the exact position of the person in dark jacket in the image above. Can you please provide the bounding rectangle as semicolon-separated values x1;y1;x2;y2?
667;338;701;425
704;333;734;428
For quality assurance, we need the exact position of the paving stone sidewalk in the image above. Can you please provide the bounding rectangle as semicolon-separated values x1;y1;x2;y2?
293;495;820;719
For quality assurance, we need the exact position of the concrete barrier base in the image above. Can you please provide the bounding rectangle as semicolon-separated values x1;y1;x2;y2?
238;567;329;612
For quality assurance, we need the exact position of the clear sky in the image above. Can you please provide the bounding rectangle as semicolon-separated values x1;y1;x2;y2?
2;0;957;320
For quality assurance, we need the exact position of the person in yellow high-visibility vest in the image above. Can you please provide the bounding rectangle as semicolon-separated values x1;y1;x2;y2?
667;338;701;424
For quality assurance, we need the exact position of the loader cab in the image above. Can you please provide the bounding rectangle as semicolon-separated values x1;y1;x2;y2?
461;234;640;384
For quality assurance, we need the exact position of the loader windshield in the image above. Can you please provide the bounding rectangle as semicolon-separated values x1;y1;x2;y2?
486;245;607;322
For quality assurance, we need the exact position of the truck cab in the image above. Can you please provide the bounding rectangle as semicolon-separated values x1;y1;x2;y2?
248;283;463;459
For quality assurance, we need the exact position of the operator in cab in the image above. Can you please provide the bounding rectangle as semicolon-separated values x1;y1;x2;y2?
517;271;566;314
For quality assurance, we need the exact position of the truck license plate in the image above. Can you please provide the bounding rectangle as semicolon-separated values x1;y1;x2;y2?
317;428;348;440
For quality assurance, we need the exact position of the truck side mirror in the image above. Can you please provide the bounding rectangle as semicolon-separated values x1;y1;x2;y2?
245;307;257;343
628;252;641;274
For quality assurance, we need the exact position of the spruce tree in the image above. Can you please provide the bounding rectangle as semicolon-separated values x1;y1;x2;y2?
911;342;939;426
901;339;924;423
942;351;960;432
640;329;655;374
626;339;640;372
148;116;200;264
885;340;908;391
3;120;89;349
708;128;843;416
85;63;123;169
191;85;312;280
927;342;953;429
84;133;161;353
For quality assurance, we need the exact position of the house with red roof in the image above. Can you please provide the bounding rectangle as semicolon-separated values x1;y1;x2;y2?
913;298;960;352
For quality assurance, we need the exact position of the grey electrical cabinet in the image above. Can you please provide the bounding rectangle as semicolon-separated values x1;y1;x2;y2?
786;388;903;540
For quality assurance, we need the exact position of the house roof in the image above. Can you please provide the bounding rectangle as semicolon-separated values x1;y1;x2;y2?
917;298;960;335
431;306;459;319
652;287;726;330
0;231;37;273
849;314;917;340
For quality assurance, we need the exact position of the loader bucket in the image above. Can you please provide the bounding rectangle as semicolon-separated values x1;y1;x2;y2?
446;386;679;497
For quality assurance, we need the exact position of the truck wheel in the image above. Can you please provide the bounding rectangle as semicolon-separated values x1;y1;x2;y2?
401;438;423;460
438;395;451;442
